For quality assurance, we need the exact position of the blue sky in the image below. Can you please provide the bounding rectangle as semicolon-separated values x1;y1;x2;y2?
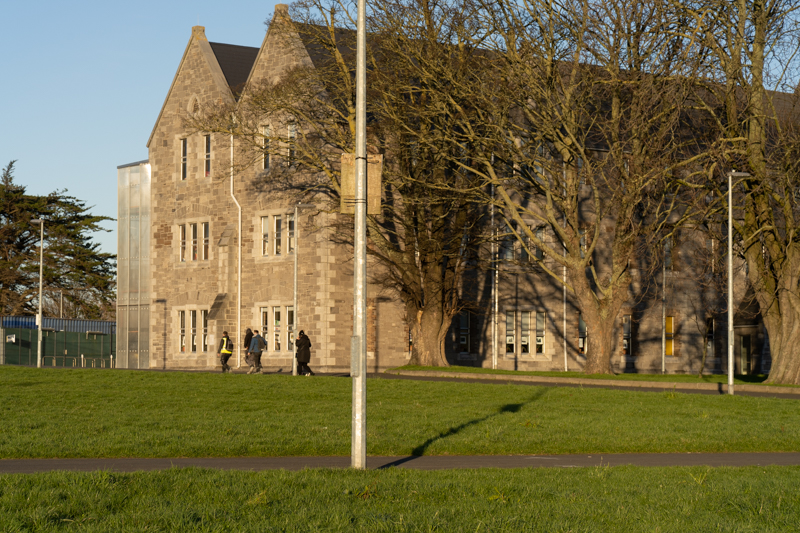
1;0;280;255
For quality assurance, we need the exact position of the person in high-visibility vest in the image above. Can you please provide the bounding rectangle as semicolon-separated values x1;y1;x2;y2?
218;331;234;373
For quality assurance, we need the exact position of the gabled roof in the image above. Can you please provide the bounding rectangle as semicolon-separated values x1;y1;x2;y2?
147;26;256;149
209;42;260;96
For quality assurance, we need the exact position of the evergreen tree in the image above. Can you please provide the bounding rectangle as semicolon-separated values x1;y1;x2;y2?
0;161;116;319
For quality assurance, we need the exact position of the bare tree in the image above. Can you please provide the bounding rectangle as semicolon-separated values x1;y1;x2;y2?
679;0;800;383
427;0;703;373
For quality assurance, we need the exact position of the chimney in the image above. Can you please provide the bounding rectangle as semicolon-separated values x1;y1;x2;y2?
274;4;290;21
192;26;207;41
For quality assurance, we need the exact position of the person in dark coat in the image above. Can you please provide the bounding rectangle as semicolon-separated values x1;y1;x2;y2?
243;328;254;371
248;329;266;374
295;330;314;376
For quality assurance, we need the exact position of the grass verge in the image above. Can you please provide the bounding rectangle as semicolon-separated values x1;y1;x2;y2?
1;366;799;458
2;466;799;532
392;364;782;385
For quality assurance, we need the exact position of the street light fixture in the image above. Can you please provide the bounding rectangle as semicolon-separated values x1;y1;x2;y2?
30;219;44;368
727;171;750;395
293;202;315;376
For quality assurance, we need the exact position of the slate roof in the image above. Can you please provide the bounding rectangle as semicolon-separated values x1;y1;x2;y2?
209;42;260;96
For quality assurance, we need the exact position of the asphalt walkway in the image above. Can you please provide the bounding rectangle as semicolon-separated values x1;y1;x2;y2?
3;453;800;474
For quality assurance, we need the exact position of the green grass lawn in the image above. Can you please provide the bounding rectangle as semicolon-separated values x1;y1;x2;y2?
393;364;784;385
2;466;799;532
1;366;799;458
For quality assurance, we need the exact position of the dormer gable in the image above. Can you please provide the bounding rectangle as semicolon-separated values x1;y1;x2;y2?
147;26;258;149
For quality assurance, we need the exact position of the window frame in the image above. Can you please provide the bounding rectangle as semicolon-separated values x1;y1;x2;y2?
535;311;546;354
287;124;296;165
665;316;674;356
505;311;516;354
263;126;271;170
179;224;186;262
204;134;211;177
274;215;282;256
578;313;587;354
180;138;188;180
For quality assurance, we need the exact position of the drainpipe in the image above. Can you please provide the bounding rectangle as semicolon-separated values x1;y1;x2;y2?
230;130;242;368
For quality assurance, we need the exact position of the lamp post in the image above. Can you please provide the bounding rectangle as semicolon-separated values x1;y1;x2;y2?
352;0;368;470
30;219;44;368
727;171;750;395
293;203;315;376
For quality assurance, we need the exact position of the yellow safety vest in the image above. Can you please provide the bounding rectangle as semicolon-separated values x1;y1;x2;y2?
220;337;232;354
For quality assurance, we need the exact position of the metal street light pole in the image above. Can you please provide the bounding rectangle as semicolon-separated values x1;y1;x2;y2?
352;0;368;470
293;203;315;376
30;219;44;368
727;171;750;395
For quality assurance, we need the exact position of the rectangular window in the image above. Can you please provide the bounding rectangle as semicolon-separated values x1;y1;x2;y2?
179;224;186;262
623;315;631;355
578;313;587;354
288;214;295;255
520;311;530;354
274;215;282;256
501;224;515;261
665;237;673;270
179;310;186;352
180;138;188;180
190;223;198;261
201;222;209;260
579;229;587;259
287;124;296;164
201;310;209;352
535;311;546;354
534;227;544;260
204;134;211;177
261;307;270;351
261;216;269;256
665;316;674;356
505;311;515;354
706;318;714;359
273;306;282;351
263;126;271;170
287;306;295;352
190;310;197;353
459;311;470;353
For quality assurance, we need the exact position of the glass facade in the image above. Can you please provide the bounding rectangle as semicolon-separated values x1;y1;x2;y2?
117;161;151;369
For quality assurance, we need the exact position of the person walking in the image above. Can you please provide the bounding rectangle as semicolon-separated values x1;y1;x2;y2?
243;328;254;372
217;331;234;373
248;329;266;374
296;330;314;376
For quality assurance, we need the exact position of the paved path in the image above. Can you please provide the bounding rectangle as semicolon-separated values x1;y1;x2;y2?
378;371;800;399
3;453;800;474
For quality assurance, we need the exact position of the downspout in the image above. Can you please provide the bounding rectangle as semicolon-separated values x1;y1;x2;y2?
230;130;242;368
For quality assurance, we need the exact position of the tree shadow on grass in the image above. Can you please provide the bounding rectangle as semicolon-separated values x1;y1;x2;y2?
378;387;550;468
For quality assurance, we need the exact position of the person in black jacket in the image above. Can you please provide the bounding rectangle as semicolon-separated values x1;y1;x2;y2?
217;331;234;373
243;328;254;372
295;330;314;376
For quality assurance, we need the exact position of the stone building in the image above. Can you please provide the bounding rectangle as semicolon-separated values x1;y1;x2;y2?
117;4;766;375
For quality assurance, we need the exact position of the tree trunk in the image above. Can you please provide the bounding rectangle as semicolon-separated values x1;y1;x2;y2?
571;273;628;374
407;304;451;367
762;290;800;384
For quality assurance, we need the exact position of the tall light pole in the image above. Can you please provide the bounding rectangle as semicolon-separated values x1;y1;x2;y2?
293;203;315;376
30;219;44;368
351;0;368;470
727;171;750;395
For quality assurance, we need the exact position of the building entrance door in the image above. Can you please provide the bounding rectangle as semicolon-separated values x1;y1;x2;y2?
740;334;751;375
